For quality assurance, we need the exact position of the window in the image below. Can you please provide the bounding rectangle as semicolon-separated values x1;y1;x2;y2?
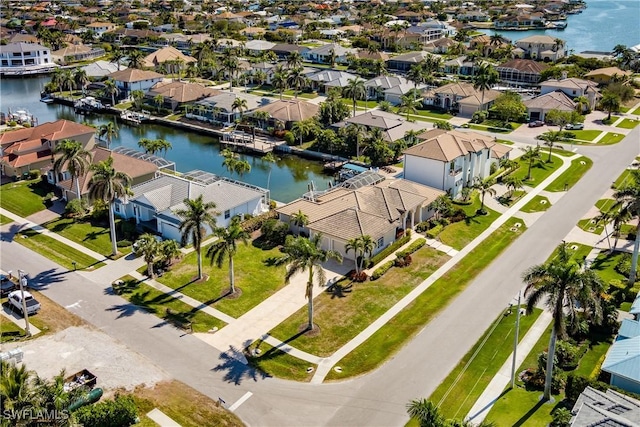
449;161;455;171
224;210;230;219
377;237;384;248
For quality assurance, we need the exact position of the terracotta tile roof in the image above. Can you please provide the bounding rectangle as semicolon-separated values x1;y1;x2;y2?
0;120;95;147
3;149;52;167
405;129;495;162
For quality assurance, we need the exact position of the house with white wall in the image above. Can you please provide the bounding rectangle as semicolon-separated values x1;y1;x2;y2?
107;68;164;99
539;73;600;110
403;129;500;198
0;42;55;73
515;35;565;61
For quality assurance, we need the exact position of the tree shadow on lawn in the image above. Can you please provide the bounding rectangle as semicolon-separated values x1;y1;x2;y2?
1;222;29;242
213;342;270;385
512;397;565;427
328;281;353;299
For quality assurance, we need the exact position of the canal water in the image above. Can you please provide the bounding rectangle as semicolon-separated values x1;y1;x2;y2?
480;0;640;54
0;76;331;203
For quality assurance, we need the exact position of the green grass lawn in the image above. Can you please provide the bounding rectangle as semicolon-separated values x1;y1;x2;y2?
438;197;500;250
429;307;542;420
578;218;603;234
156;241;286;318
496;139;515;145
0;318;25;343
468;124;512;134
548;242;592;263
14;229;104;270
551;147;576;157
573;339;611;378
115;276;225;333
613;169;635;189
353;99;379;109
42;217;132;257
630;106;640;116
269;246;450;357
597;132;626;145
512;156;563;187
615;118;640;129
0;179;54;217
545;156;593;192
595;198;616;213
520;195;551;213
566;129;601;141
590;251;629;283
0;214;13;225
326;218;525;381
246;340;316;382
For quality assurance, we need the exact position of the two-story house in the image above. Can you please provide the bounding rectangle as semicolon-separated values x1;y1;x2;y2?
515;35;565;61
539;73;600;109
0;42;54;73
107;68;164;99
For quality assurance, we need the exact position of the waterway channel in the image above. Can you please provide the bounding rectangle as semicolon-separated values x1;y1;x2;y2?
0;76;332;203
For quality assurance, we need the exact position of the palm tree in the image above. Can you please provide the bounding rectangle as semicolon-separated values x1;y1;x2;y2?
573;96;590;114
523;242;605;401
254;110;271;130
52;139;91;200
611;169;640;284
87;157;132;256
503;175;523;199
290;209;309;235
600;91;621;120
134;233;160;278
287;51;303;69
272;71;288;100
223;54;239;92
473;62;499;111
539;131;563;162
522;145;541;181
110;46;125;70
127;49;145;69
344;123;367;158
360;235;376;270
407;64;425;100
612;44;629;58
104;79;119;106
406;399;446;427
159;239;181;269
274;234;343;330
97;121;119;149
206;216;250;295
291;119;313;146
176;195;219;281
287;67;307;98
345;237;364;274
596;206;630;252
60;69;75;92
231;97;248;120
73;68;89;94
131;89;145;109
398;94;418;119
343;77;366;117
153;94;164;112
472;177;497;214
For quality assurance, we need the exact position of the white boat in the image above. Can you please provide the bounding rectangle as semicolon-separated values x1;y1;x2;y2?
7;108;35;125
120;110;149;125
74;96;104;114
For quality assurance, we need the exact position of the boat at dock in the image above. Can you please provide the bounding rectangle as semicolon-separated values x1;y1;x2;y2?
120;110;150;125
5;108;37;126
74;96;105;114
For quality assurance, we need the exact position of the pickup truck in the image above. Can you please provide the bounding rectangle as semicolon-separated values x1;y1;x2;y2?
8;290;41;315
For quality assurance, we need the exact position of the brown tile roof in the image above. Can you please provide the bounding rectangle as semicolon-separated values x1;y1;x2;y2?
253;99;319;123
0;120;95;147
405;129;495;162
148;81;219;103
108;68;164;82
143;46;196;67
523;90;576;110
584;67;631;78
497;59;549;74
3;149;52;167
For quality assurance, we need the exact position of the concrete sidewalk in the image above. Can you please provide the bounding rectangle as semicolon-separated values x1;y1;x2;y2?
466;310;553;423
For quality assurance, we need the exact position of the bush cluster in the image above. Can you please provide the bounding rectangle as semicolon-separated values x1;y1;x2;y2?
240;210;278;232
426;224;444;239
396;238;426;259
260;219;289;246
394;254;412;267
73;394;138;427
371;260;394;281
367;232;411;268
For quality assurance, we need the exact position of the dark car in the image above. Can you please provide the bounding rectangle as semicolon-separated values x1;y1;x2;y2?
528;120;545;128
0;275;16;297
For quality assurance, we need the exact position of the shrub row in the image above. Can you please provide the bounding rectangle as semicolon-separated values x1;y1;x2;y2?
367;232;411;268
370;260;394;281
426;224;444;238
241;210;278;232
396;238;426;259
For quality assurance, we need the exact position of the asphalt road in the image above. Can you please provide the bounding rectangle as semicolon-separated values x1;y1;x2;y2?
2;126;638;427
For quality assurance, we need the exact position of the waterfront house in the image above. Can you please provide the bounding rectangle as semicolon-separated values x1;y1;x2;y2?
51;44;105;65
0;120;96;178
115;173;269;241
81;60;123;78
403;129;508;198
422;81;500;116
0;42;54;73
146;81;219;113
494;13;545;30
539;74;600;110
570;386;640;426
143;46;196;74
442;56;476;77
191;92;272;126
523;91;576;122
306;69;359;93
584;66;632;85
333;111;427;143
107;68;164;99
601;318;640;395
303;43;355;65
250;99;320;129
495;59;548;86
52;146;159;201
515;35;565;61
277;176;444;260
386;51;433;73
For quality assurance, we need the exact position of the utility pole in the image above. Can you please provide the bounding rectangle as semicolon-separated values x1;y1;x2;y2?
510;290;522;388
17;270;32;337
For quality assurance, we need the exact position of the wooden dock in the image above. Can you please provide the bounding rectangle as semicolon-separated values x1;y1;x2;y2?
220;129;285;154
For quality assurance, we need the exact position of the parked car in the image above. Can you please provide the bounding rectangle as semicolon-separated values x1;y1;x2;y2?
0;275;16;297
528;120;545;127
8;290;41;315
565;123;584;130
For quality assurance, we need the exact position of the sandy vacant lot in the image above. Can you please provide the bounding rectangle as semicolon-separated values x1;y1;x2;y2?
1;326;170;391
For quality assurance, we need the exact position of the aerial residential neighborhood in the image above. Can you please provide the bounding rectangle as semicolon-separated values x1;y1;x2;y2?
0;0;639;425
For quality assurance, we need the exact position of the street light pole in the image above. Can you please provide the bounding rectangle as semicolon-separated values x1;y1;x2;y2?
17;270;31;337
510;290;522;388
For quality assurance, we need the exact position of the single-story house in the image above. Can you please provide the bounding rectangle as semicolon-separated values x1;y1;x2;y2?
115;173;269;241
250;99;319;129
277;176;445;260
245;40;276;56
306;69;359;92
107;68;164;99
333;110;427;143
496;59;549;86
146;81;220;112
191;92;272;126
81;60;123;78
303;43;356;64
403;129;510;198
442;56;476;76
422;81;501;116
584;66;632;85
51;44;105;65
386;51;432;73
270;43;309;59
601;318;640;394
143;46;196;73
523;90;576;121
0;120;96;178
569;386;640;426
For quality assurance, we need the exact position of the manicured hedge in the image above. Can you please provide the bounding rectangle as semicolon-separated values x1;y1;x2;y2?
396;238;426;258
367;232;411;268
426;224;443;238
371;260;394;281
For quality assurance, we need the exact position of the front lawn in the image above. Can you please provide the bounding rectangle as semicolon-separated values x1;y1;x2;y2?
0;214;13;225
578;218;603;234
115;276;226;333
246;341;316;382
545;156;593;192
43;217;132;257
269;246;450;357
615;118;640;129
590;251;629;284
630;106;640;116
595;198;616;213
597;132;626;145
326;218;525;380
0;179;55;217
429;307;542;420
14;229;105;270
520;195;551;213
438;197;500;250
512;155;563;187
0;319;25;343
565;129;601;141
155;241;286;318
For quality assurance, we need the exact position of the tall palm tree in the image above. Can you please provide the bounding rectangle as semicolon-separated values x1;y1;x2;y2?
345;237;364;274
343;77;366;117
286;51;303;69
263;151;278;190
287;67;307;98
53;139;92;200
399;94;418;119
274;234;343;330
611;169;640;284
523;242;605;401
176;195;219;281
87;157;132;256
272;71;288;100
522;145;541;181
103;79;119;106
290;209;309;235
221;149;252;177
60;69;75;92
473;62;499;111
127;49;145;69
596;206;630;252
344;123;367;158
573;96;590;114
600;91;621;120
407;64;425;100
231;97;248;120
134;233;160;278
0;361;34;413
291;119;313;146
98;120;119;149
206;216;250;295
110;46;125;70
153;94;164;112
503;175;523;199
73;68;89;93
472;177;496;214
360;235;376;270
539;130;563;162
222;54;239;92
